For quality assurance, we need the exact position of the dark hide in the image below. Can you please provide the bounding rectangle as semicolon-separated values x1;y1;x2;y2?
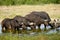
30;11;51;22
1;18;20;33
13;15;30;30
25;11;52;30
1;18;12;32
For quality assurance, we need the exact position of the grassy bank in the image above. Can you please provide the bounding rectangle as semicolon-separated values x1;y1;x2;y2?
0;33;60;40
0;4;60;20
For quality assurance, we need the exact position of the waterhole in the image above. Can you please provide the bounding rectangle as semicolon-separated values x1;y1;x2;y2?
0;24;60;35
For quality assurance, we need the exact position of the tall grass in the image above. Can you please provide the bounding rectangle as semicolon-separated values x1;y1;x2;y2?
0;33;60;40
0;0;60;5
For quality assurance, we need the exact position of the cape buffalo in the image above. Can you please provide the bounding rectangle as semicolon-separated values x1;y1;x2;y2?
10;19;20;33
52;19;60;28
1;18;19;33
13;15;30;30
31;11;51;22
1;18;12;32
25;11;52;31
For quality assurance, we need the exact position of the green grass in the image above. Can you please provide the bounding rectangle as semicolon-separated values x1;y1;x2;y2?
0;0;60;5
0;33;60;40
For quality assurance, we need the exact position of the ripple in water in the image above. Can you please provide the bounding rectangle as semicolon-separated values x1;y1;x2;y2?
46;29;57;34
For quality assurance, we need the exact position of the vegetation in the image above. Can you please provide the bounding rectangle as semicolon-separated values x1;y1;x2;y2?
0;4;60;20
0;0;60;5
0;33;60;40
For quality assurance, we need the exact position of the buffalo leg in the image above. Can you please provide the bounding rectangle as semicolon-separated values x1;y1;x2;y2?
49;23;54;29
38;24;41;32
2;26;6;33
30;25;36;32
44;24;46;31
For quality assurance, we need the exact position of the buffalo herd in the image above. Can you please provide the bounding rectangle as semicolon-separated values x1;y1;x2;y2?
1;11;60;33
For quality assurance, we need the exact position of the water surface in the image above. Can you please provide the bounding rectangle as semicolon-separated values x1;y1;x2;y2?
0;24;60;35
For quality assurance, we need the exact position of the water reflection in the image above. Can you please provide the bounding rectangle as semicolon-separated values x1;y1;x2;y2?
40;24;45;30
46;29;57;34
27;27;31;30
0;24;60;35
46;26;51;30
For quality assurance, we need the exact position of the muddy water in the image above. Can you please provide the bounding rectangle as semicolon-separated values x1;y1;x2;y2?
0;24;60;35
